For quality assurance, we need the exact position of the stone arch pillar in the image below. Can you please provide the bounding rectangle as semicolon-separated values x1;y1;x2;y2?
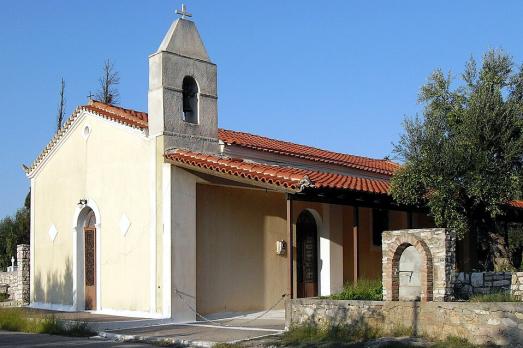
382;228;455;302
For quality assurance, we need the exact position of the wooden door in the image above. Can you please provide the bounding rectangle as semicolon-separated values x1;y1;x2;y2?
296;211;318;298
84;228;96;310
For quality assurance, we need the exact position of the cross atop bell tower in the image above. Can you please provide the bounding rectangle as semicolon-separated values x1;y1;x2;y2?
175;4;192;19
148;4;219;154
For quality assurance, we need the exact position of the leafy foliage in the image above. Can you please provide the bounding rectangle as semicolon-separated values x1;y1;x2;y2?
391;50;523;249
329;279;383;301
0;191;30;270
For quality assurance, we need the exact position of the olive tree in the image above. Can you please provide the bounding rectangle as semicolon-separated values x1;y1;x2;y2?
391;50;523;270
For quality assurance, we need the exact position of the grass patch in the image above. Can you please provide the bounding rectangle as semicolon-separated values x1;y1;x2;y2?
469;291;518;302
0;308;94;336
280;322;382;346
329;279;383;301
277;324;481;347
431;336;479;348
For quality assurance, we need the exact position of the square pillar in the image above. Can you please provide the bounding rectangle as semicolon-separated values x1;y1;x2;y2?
319;204;344;296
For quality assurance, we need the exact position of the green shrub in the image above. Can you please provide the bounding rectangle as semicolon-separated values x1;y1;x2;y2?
469;291;518;302
0;293;9;302
329;279;383;301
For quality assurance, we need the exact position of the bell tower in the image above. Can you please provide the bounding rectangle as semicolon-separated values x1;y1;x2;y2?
148;5;219;153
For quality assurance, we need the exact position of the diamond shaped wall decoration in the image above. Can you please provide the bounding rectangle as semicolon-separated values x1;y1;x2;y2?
48;225;58;242
119;214;131;236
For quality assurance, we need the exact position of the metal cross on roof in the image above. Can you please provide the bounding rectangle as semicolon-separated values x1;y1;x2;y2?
87;91;94;101
176;4;192;19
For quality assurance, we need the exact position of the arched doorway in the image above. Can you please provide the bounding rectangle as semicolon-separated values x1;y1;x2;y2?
296;210;319;298
83;209;97;310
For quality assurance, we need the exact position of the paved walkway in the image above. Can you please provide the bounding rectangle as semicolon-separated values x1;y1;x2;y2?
0;331;155;347
103;310;286;346
18;308;286;346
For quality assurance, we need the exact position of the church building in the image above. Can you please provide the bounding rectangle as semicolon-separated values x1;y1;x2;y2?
26;10;448;320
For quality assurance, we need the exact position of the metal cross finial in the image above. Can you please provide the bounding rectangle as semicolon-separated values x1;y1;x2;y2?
176;4;192;19
87;91;94;101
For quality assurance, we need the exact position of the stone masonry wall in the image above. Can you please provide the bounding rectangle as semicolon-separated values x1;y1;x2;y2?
0;245;30;305
454;272;513;299
512;273;523;300
16;244;30;305
287;298;523;346
382;228;456;301
0;271;18;300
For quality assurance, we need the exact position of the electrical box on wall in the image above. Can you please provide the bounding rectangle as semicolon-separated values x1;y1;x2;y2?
276;240;287;255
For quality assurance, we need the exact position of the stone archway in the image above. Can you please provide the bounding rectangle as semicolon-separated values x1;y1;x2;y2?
390;238;433;301
382;229;455;302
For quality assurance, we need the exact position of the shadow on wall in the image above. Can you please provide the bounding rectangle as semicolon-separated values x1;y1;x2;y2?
33;258;73;306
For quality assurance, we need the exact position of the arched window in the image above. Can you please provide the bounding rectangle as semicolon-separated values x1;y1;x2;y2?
182;76;199;124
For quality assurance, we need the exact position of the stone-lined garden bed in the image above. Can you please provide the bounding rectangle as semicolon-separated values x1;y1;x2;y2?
286;298;523;346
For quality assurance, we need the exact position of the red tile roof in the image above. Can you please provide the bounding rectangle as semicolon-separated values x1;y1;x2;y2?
25;100;523;209
67;102;397;176
165;149;391;194
218;129;399;176
508;200;523;209
82;101;148;129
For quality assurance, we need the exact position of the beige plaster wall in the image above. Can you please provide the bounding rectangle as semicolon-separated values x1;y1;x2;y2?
343;208;412;283
196;185;288;315
32;113;153;313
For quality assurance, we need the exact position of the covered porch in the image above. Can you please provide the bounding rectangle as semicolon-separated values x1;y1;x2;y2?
167;161;433;318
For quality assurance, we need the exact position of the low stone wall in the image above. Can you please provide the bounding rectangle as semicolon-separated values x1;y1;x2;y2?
512;273;523;299
0;245;30;305
453;272;512;298
452;272;523;300
0;271;18;300
287;298;523;346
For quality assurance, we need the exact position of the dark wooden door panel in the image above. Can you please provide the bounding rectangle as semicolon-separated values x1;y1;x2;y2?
84;228;96;310
296;211;318;298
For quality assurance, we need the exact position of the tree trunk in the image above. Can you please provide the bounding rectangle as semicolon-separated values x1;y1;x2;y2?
488;230;512;271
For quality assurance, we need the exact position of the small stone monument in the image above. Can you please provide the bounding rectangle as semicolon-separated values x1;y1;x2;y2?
382;228;456;301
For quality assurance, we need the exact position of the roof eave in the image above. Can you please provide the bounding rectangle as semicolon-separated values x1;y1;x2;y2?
164;157;301;194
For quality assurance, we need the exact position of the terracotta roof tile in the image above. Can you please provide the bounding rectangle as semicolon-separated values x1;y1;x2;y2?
218;128;399;176
508;200;523;209
164;149;391;194
29;101;396;178
82;101;148;129
25;101;523;209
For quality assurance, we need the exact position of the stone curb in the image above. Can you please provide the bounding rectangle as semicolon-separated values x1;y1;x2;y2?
99;331;215;347
98;329;284;347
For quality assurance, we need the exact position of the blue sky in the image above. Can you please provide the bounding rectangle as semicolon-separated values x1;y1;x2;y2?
1;1;522;217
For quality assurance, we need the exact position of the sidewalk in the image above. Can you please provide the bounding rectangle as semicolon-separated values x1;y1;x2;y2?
100;310;286;347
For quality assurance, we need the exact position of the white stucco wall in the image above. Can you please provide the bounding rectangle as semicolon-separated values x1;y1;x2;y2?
31;112;155;315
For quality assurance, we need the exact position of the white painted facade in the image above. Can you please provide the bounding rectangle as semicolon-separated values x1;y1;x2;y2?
27;14;376;321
